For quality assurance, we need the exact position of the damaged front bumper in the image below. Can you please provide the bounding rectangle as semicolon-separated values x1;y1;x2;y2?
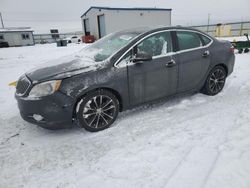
15;92;75;129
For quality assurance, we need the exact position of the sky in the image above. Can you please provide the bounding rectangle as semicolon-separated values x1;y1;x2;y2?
0;0;250;33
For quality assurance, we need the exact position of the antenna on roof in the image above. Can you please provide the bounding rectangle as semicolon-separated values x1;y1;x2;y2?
0;12;4;28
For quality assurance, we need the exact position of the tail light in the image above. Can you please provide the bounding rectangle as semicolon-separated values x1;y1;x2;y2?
229;46;235;53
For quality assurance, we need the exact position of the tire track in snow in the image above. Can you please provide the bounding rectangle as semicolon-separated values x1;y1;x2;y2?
161;146;194;188
202;150;220;188
202;96;250;188
163;147;220;188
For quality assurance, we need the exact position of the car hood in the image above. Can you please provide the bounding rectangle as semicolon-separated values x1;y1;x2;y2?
26;54;102;82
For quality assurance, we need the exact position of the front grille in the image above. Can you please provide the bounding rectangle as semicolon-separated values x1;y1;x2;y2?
16;75;31;96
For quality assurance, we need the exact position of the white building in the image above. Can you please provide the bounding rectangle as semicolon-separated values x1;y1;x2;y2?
0;27;34;47
80;7;172;39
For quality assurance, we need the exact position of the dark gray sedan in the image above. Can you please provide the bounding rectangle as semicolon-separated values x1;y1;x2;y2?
15;26;235;132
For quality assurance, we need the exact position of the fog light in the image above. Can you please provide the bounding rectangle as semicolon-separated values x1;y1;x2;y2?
33;114;44;121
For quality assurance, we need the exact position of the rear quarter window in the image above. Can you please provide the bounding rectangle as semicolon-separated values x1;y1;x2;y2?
176;31;202;51
200;34;212;46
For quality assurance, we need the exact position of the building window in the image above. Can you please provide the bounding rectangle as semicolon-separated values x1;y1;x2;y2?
0;35;4;40
21;33;30;40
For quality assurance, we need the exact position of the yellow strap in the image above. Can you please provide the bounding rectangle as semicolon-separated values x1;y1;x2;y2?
9;81;17;87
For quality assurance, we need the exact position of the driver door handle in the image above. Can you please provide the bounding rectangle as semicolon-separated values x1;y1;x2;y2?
166;59;176;67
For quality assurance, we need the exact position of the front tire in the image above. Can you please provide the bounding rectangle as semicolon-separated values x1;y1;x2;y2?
76;90;119;132
201;66;227;96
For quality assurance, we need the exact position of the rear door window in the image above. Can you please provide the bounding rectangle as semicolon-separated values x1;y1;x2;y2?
176;31;202;51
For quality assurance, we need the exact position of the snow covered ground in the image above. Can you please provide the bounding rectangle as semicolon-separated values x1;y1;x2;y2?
0;42;250;188
217;36;248;42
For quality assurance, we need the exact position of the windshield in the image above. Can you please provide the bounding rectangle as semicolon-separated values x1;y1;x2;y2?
79;31;140;62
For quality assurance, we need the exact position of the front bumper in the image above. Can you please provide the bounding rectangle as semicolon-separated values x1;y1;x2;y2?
15;92;75;129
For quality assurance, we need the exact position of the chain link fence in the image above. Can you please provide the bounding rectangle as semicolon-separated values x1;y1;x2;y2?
33;21;250;43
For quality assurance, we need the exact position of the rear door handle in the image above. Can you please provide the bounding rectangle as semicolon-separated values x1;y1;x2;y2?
203;50;210;57
166;59;176;67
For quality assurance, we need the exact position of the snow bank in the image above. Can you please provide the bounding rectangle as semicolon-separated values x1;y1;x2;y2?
217;36;249;42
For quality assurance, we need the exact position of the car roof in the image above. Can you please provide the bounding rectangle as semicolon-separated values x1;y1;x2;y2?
114;27;152;35
147;26;207;34
116;26;209;37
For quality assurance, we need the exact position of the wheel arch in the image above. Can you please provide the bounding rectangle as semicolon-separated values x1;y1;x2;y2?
214;63;228;76
201;63;228;95
72;87;123;120
99;87;123;112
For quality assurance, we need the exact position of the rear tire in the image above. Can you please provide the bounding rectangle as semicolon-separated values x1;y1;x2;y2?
244;48;249;53
76;89;119;132
201;66;227;96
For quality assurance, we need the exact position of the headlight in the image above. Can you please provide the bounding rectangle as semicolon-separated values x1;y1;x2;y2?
28;80;62;98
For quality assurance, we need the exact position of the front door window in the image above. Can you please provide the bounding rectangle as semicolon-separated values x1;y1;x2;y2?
136;31;173;57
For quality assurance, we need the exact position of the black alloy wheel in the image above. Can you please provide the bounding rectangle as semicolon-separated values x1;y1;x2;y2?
202;66;227;96
76;90;119;132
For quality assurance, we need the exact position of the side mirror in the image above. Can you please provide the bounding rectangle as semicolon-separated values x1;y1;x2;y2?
131;51;152;63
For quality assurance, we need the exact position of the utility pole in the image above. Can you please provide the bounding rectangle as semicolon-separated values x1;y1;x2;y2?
0;12;4;28
207;13;211;33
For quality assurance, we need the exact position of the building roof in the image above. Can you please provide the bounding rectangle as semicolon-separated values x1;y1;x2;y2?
0;27;33;33
81;6;172;18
